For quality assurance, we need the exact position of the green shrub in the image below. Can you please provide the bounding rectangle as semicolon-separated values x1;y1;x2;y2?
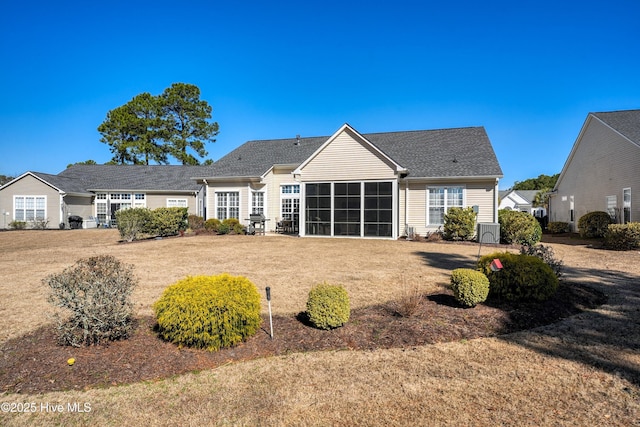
520;243;563;277
498;210;542;245
478;251;559;302
547;222;569;234
45;255;137;346
306;283;350;330
150;207;189;237
578;211;613;238
154;274;261;351
221;218;245;234
116;207;153;242
218;223;230;235
188;215;205;230
204;218;221;232
443;207;477;241
9;221;26;230
604;223;640;250
450;268;489;307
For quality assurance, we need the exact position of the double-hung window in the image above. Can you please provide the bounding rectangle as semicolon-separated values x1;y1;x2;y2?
427;186;464;225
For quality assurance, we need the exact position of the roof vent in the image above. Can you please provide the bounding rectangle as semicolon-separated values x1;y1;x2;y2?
295;135;301;145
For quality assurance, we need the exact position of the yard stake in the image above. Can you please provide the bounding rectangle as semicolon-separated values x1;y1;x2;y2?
266;287;273;339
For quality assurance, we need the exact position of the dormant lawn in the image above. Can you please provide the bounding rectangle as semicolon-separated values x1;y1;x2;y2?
1;229;639;426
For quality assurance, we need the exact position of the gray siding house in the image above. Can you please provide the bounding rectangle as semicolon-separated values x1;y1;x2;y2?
0;165;209;228
0;123;504;237
549;109;640;230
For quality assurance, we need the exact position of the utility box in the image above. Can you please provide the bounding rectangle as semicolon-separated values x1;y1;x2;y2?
477;223;500;244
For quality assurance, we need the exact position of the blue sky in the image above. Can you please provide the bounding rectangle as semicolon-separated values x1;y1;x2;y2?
1;1;638;189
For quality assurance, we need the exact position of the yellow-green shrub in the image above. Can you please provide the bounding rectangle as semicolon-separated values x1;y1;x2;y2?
306;283;350;330
578;211;612;238
154;274;261;351
478;251;558;302
450;268;489;307
605;223;640;250
204;218;221;232
547;221;569;234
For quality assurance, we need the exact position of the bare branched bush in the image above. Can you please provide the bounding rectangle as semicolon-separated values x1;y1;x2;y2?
520;243;564;278
45;255;137;347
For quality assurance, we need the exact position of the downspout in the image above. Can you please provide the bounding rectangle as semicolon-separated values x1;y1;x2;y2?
60;193;65;229
202;179;208;219
494;179;499;223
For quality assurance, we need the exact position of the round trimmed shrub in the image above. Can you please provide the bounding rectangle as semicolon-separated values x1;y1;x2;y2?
478;252;558;302
578;211;613;238
547;221;569;234
154;274;261;351
306;283;350;330
604;223;640;250
498;210;542;245
450;268;489;307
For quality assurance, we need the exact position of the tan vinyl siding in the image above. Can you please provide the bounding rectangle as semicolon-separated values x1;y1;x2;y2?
0;175;61;226
299;131;397;181
63;195;93;221
145;193;197;213
403;179;497;236
262;168;298;230
554;117;640;227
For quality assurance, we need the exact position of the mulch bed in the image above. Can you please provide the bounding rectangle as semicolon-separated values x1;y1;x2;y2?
0;283;606;395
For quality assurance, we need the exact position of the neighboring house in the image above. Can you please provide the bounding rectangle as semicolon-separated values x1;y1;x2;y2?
194;123;503;239
498;189;546;217
549;109;640;231
0;165;210;228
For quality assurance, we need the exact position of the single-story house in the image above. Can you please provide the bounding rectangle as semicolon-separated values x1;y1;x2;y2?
549;109;640;230
194;123;503;238
498;189;546;217
0;123;503;238
0;165;209;228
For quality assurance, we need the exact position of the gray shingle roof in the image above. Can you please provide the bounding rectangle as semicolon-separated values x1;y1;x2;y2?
58;165;213;192
593;110;640;146
211;126;503;179
30;172;93;195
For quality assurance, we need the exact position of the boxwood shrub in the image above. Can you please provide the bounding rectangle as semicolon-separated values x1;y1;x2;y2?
498;210;542;246
478;251;558;302
450;268;489;307
604;223;640;250
578;211;613;238
306;283;350;330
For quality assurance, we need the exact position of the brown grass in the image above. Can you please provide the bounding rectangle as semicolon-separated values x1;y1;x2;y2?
1;230;639;426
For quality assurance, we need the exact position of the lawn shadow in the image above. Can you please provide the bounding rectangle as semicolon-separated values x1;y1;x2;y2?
413;250;477;270
500;263;640;387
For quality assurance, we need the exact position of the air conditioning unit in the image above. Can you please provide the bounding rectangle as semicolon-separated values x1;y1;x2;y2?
477;223;500;244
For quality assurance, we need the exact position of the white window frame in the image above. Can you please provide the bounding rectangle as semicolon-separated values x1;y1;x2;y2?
13;195;46;222
251;191;265;215
216;191;240;220
426;186;465;226
280;184;300;221
606;195;617;221
167;198;188;208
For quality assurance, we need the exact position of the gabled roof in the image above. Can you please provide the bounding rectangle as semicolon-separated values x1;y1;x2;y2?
592;109;640;147
210;125;503;179
58;165;212;192
500;189;539;204
554;109;640;191
0;171;93;195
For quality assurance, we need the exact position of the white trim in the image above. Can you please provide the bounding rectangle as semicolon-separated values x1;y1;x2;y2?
166;198;188;208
